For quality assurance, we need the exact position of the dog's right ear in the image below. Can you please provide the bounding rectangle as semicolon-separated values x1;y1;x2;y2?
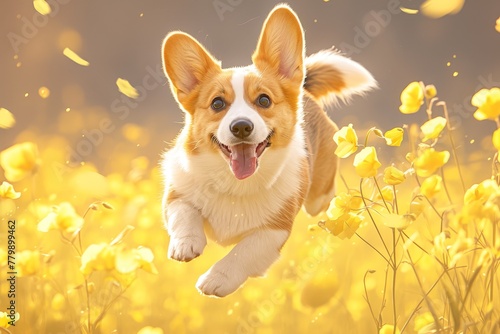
162;32;221;112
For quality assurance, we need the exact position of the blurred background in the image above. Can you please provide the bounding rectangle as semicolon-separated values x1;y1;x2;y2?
1;1;500;333
1;0;500;169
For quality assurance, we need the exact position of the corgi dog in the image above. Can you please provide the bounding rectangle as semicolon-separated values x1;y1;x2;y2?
161;4;375;297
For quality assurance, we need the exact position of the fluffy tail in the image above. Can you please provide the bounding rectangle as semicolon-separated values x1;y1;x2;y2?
304;49;377;107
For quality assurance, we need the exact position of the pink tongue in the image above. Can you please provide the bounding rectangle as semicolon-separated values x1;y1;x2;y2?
229;143;258;180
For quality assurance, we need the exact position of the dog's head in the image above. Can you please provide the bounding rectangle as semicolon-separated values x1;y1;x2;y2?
162;5;304;180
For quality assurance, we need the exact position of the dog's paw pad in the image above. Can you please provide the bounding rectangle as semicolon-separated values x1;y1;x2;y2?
168;235;206;262
196;269;244;297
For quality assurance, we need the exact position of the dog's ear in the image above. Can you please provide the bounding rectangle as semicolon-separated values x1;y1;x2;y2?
252;5;305;85
162;32;221;110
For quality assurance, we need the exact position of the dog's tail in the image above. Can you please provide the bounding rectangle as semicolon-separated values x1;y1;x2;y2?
304;49;377;108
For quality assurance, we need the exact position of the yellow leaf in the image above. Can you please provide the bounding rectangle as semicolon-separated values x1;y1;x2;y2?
116;78;139;99
0;108;15;129
63;47;89;66
400;7;419;14
0;181;21;199
33;0;51;15
420;0;464;19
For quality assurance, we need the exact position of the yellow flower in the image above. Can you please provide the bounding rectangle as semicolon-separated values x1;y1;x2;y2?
413;148;450;177
115;246;158;275
449;230;474;267
80;243;158;276
38;202;84;234
80;243;116;276
421;116;447;141
353;147;381;178
432;232;447;258
409;196;425;219
377;185;395;202
460;179;500;223
471;87;500;121
333;124;358;158
383;166;406;185
384;127;404;146
51;293;66;311
0;142;41;182
420;175;442;198
493;128;500;161
464;179;499;204
16;250;41;277
320;212;363;239
379;324;401;334
399;82;424;114
138;327;164;334
424;84;437;99
0;311;20;328
326;190;363;220
414;312;435;333
496;17;500;33
0;181;21;199
300;272;339;308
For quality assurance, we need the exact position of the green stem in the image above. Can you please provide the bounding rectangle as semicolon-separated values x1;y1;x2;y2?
490;223;497;303
440;167;454;207
363;270;380;331
356;232;392;265
392;185;399;215
392;228;397;330
85;278;92;334
373;177;391;213
439;101;466;192
360;179;391;259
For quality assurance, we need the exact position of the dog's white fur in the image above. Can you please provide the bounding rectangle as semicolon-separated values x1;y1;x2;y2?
161;4;375;297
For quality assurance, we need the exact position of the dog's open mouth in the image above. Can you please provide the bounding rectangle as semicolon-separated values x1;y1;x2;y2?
214;131;273;180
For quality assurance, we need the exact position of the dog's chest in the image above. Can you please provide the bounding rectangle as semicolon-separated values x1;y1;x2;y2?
193;183;282;244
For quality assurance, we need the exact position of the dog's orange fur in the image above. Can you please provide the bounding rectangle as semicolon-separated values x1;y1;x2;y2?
161;4;376;297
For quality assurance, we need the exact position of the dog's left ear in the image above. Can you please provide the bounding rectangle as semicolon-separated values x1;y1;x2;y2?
252;5;305;85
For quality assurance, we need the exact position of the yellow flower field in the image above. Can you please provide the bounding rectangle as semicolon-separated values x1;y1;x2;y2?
1;1;500;333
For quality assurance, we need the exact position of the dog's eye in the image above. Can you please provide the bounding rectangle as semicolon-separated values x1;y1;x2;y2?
211;97;226;111
256;94;271;108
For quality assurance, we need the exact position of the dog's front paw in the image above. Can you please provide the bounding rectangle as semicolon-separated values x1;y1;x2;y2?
168;235;206;262
196;266;247;297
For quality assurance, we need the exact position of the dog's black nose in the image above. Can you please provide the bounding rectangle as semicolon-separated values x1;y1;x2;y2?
230;119;254;139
